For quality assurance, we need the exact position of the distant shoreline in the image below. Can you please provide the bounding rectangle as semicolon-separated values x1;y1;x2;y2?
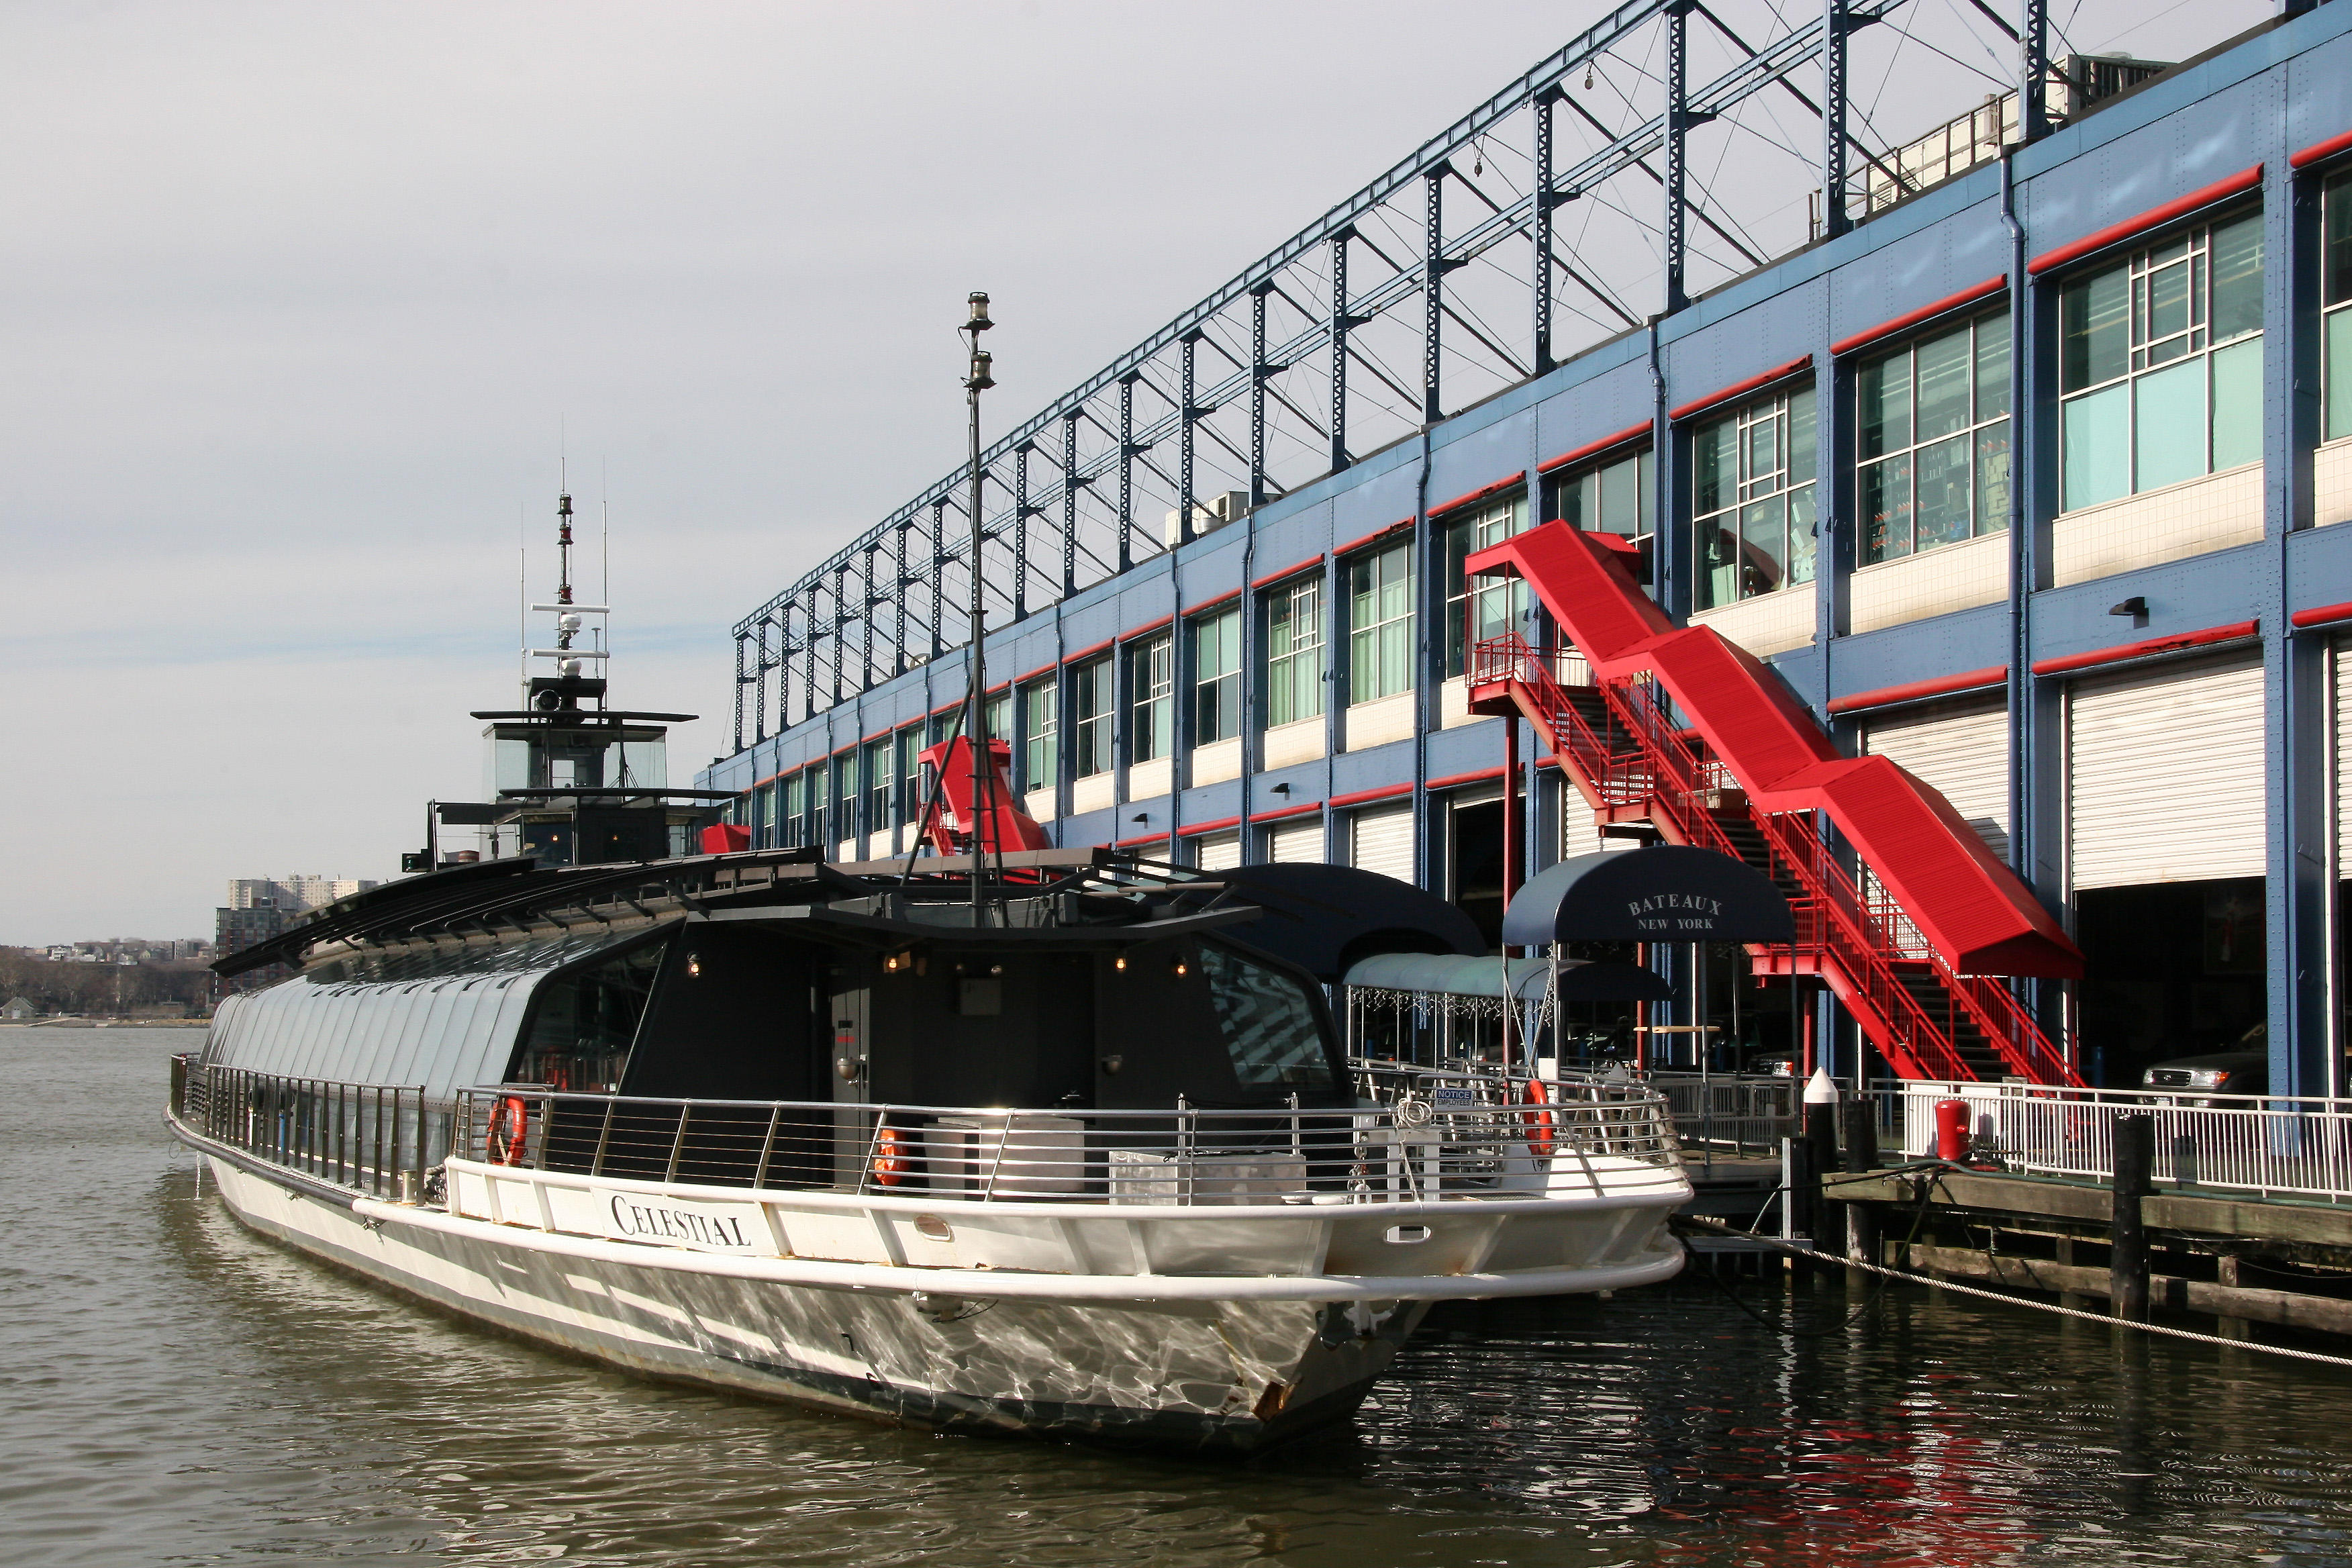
0;1019;209;1030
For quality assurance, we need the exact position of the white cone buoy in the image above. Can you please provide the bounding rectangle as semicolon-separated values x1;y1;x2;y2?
1803;1065;1841;1105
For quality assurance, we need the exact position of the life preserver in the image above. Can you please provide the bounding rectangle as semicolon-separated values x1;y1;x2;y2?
1520;1077;1556;1159
870;1126;908;1188
485;1095;530;1165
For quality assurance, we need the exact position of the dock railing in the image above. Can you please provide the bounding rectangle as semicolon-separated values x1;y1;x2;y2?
1867;1079;2352;1205
1645;1072;1800;1157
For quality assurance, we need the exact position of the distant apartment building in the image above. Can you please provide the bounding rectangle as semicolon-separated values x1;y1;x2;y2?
226;876;378;914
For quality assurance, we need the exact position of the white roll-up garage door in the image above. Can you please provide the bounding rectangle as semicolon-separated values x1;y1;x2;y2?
1193;830;1242;871
1350;802;1416;884
1266;817;1324;864
1861;697;2010;859
2069;653;2265;890
1558;776;1604;860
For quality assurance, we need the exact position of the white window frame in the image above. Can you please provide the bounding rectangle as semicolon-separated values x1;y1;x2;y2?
1692;384;1817;609
1265;578;1325;728
1348;541;1416;702
1856;312;2011;564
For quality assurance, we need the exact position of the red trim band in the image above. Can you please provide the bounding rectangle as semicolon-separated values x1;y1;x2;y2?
1537;422;1652;475
2030;620;2259;677
1119;616;1172;644
1826;665;2008;716
1427;766;1506;791
1669;357;1812;423
1252;553;1326;589
1174;815;1241;838
1183;589;1240;618
1336;520;1414;558
1831;277;2006;358
2027;165;2263;275
1330;783;1413;810
2292;130;2352;170
1012;660;1058;686
1428;473;1526;520
1248;800;1324;824
1113;832;1171;849
1064;637;1114;663
2291;599;2352;630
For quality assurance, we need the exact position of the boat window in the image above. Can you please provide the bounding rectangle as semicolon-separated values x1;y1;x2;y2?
511;936;670;1092
1197;942;1334;1091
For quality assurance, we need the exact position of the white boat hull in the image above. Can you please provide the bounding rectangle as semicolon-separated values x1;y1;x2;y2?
196;1149;1687;1451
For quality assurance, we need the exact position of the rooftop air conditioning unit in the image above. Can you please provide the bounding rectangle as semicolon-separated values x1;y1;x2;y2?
1163;490;1252;548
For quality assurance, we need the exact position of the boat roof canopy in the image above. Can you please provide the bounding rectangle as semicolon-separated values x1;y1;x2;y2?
1341;952;1672;1002
1498;845;1796;948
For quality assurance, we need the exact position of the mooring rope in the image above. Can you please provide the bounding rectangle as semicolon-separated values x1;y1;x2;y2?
1675;1213;2352;1372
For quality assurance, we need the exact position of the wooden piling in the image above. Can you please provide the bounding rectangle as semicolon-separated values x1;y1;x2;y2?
2111;1114;2154;1324
1840;1096;1879;1279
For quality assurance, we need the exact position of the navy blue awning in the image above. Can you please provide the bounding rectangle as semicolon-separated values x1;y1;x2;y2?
1500;845;1795;947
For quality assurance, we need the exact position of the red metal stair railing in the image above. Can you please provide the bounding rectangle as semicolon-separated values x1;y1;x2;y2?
1462;531;2082;1087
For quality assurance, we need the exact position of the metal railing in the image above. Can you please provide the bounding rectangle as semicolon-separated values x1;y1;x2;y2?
457;1070;1680;1205
1871;1080;2352;1205
175;1057;447;1200
1648;1072;1799;1157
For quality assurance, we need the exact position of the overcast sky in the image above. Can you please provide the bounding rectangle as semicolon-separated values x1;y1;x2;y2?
0;1;2264;947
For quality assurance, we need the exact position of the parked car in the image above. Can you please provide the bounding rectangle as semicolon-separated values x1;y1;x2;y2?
2141;1045;2267;1107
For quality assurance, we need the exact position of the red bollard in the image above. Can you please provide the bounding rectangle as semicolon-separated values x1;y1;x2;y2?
1934;1098;1971;1162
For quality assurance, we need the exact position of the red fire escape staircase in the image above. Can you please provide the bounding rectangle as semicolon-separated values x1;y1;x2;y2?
917;735;1051;860
1463;523;2084;1087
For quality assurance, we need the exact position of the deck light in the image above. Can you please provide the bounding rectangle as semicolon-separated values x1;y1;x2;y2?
1173;959;1189;977
1114;954;1127;971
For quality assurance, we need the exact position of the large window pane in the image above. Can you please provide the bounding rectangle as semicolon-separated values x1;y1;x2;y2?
2209;213;2265;342
1857;349;1910;461
1693;417;1736;515
1191;610;1241;745
2208;337;2263;471
1914;327;1972;441
1072;661;1112;778
1698;522;1740;610
2061;266;2129;391
1914;434;1973;550
1349;544;1414;701
2063;383;2129;509
1787;387;1816;485
2133;356;2206;493
1785;487;1817;586
2330;309;2352;442
1738;495;1785;596
1973;424;2011;534
1022;679;1057;787
1265;579;1324;727
1973;322;2010;420
1860;452;1913;564
1128;636;1173;763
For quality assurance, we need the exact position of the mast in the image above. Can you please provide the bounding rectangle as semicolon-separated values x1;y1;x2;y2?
962;293;995;922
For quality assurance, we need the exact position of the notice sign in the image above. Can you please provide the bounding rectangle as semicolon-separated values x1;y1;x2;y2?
545;1184;774;1256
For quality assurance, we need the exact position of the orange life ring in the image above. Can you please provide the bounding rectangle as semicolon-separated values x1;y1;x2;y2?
870;1125;908;1188
1520;1077;1557;1159
486;1095;530;1165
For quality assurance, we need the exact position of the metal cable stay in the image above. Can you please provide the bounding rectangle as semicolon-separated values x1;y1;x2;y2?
730;0;1992;744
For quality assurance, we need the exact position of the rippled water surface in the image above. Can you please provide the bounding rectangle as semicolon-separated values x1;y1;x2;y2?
13;1029;2352;1565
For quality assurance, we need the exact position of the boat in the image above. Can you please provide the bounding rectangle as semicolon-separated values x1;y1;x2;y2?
166;491;1689;1453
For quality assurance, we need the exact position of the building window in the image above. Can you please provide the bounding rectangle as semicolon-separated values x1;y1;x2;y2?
1547;445;1655;582
1022;677;1058;789
985;690;1010;744
896;728;926;826
1265;578;1324;728
804;761;828;850
2326;175;2352;440
2059;211;2263;511
1127;634;1174;763
1693;384;1816;609
832;750;858;841
1348;540;1416;701
1857;314;2010;563
1440;494;1527;677
752;782;775;848
863;737;893;838
1071;658;1113;778
1191;609;1242;745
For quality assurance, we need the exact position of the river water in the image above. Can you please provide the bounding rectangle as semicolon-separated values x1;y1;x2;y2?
11;1028;2352;1567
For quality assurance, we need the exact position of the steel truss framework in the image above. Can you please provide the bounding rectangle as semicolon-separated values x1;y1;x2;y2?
730;0;2077;751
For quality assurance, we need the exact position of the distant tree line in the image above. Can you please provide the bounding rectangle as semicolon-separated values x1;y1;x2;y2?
0;948;214;1016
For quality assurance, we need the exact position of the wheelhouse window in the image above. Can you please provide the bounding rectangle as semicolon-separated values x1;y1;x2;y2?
1265;577;1324;728
1071;658;1113;778
1347;540;1415;701
1126;634;1173;763
1693;384;1816;609
1439;494;1527;677
1857;313;2010;563
1197;941;1334;1092
1022;677;1058;789
2326;175;2352;440
1547;445;1655;583
1191;608;1241;745
511;936;669;1093
2059;211;2263;511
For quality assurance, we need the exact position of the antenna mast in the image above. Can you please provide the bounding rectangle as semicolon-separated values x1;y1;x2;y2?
961;292;995;922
